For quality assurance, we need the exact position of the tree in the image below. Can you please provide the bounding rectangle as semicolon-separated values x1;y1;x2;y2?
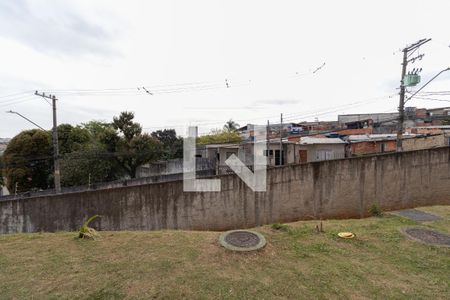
197;129;242;145
60;143;122;187
3;129;52;193
57;124;90;154
151;129;183;159
110;112;162;178
58;122;124;187
223;119;240;132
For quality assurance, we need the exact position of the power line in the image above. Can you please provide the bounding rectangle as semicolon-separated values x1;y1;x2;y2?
0;63;325;100
139;93;396;131
0;96;36;108
411;96;450;103
0;91;32;99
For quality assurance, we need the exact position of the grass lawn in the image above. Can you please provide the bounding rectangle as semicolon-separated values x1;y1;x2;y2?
0;205;449;299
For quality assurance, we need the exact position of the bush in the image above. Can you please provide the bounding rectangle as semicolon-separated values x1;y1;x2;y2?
271;223;290;232
369;204;383;217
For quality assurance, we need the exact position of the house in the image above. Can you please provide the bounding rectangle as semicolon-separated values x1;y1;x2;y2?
407;125;450;135
403;133;450;151
197;144;240;166
338;107;450;134
296;137;346;163
338;112;399;134
240;139;293;167
346;134;400;156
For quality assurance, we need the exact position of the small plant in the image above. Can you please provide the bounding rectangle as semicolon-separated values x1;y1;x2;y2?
78;215;100;239
271;223;290;232
315;220;324;233
368;204;383;217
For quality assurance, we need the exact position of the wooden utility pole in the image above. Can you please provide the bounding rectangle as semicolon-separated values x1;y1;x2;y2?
35;91;61;193
396;38;431;151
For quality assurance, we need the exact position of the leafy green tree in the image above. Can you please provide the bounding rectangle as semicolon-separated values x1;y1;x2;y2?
151;129;183;159
60;144;122;187
197;129;242;145
59;121;124;187
111;112;162;178
3;129;52;193
57;124;91;154
223;119;240;132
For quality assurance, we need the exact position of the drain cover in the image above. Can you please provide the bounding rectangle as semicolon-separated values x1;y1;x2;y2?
402;227;450;247
219;230;266;252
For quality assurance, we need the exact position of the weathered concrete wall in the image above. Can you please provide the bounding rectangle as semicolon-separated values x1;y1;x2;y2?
1;147;449;234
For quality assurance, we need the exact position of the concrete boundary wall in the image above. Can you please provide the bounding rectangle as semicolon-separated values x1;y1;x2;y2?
1;147;449;234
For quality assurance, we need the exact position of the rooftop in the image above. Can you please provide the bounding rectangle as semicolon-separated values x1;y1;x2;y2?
298;137;345;145
347;133;417;142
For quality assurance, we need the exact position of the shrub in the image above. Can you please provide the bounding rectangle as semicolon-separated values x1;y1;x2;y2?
369;204;383;217
271;223;290;232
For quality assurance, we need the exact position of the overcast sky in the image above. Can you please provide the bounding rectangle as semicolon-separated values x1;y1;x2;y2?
1;0;450;137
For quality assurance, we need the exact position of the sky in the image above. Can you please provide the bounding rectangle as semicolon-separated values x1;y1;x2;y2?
0;0;450;138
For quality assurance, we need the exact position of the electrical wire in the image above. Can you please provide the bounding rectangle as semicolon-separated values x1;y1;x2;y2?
410;96;450;103
0;63;325;99
0;91;32;100
0;96;36;108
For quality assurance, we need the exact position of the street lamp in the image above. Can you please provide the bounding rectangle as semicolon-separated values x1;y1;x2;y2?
6;110;45;130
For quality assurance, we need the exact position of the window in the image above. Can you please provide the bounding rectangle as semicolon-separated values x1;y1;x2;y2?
263;150;274;156
274;150;284;165
380;143;386;153
317;150;333;161
226;152;235;159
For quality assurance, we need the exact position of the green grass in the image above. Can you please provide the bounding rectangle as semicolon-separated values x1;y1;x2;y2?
0;206;449;299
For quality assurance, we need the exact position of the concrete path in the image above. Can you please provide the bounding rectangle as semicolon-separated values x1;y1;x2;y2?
392;209;442;222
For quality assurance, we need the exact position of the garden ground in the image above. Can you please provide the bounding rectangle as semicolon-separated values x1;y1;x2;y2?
0;205;449;299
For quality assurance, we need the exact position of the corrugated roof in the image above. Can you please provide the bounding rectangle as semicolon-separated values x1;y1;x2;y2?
203;143;240;148
347;133;416;142
298;137;345;145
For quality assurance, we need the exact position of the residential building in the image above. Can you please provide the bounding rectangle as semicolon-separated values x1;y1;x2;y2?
346;134;405;156
295;137;346;163
338;107;450;134
344;133;448;156
403;134;450;151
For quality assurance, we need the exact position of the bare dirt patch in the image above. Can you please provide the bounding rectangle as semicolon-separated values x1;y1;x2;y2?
402;227;450;247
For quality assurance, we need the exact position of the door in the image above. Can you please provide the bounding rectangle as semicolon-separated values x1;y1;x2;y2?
299;150;308;163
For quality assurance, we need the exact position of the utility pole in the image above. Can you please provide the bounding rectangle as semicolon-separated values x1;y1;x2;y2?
279;113;283;166
35;91;61;193
396;38;431;151
266;120;270;166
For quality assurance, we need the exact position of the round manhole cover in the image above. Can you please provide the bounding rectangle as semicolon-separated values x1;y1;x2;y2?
402;227;450;247
219;230;266;252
